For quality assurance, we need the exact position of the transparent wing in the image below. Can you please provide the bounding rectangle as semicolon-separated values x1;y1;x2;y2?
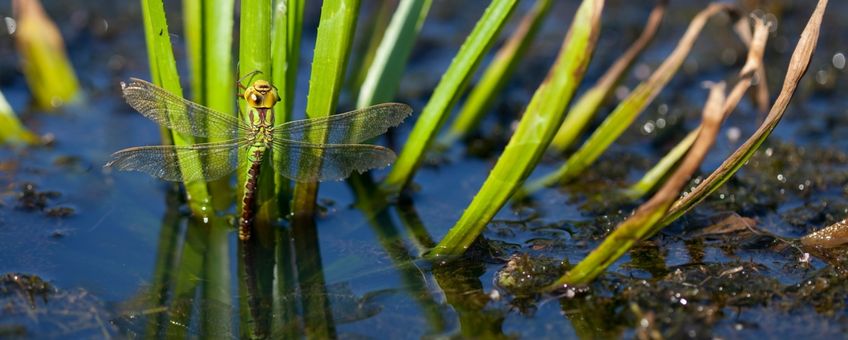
106;140;247;182
271;140;397;182
273;103;412;144
122;78;246;139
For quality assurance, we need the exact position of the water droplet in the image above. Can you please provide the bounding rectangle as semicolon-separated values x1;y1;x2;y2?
833;52;846;69
765;147;774;157
642;121;655;134
815;69;829;85
726;127;741;143
657;104;668;115
4;17;16;35
777;174;786;182
656;118;666;129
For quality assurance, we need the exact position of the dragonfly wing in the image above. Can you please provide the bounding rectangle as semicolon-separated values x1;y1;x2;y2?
106;141;246;182
271;141;396;182
274;103;412;144
122;78;245;139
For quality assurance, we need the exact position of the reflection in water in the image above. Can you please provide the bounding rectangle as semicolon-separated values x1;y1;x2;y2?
114;181;530;339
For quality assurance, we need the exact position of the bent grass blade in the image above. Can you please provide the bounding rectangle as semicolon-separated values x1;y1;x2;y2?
106;78;411;239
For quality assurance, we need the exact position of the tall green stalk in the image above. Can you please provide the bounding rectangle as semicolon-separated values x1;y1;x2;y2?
0;90;39;145
271;0;305;212
659;1;827;228
357;0;433;108
380;0;519;193
430;0;605;257
237;0;275;224
548;0;666;152
291;0;361;217
439;0;552;147
140;0;211;215
520;3;733;196
183;0;236;209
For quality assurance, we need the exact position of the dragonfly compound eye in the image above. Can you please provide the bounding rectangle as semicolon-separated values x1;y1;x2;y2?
246;91;263;106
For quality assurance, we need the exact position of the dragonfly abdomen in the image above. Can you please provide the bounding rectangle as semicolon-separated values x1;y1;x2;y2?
239;147;266;241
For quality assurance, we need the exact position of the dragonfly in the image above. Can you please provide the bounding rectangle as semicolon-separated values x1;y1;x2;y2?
105;77;412;240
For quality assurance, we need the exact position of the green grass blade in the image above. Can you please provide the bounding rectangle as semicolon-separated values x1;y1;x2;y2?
551;82;727;287
553;17;775;286
13;0;80;110
271;0;305;211
346;1;394;101
658;2;827;227
356;0;432;107
140;0;211;215
204;0;236;209
520;3;732;196
271;0;304;124
0;90;39;145
430;0;605;258
185;0;236;210
183;0;203;103
549;1;666;152
237;0;275;223
623;128;698;199
380;0;519;193
439;0;552;147
291;0;361;217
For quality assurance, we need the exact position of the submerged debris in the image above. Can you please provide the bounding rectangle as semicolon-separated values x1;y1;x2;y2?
13;182;73;217
0;273;115;338
16;182;60;211
706;141;848;215
495;254;567;296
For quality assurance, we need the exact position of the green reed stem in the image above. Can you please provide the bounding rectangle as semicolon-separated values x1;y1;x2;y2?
291;0;361;217
623;128;698;199
439;0;552;147
380;0;519;193
357;0;432;107
552;82;727;287
237;0;275;223
520;3;732;197
140;0;211;215
346;0;394;101
658;1;826;227
183;0;236;209
430;0;604;258
0;90;39;145
13;0;80;110
271;0;304;212
548;0;666;152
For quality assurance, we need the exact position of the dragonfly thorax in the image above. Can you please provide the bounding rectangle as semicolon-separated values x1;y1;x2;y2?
244;80;280;109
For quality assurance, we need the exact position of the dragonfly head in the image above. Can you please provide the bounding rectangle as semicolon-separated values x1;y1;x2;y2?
244;80;280;109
